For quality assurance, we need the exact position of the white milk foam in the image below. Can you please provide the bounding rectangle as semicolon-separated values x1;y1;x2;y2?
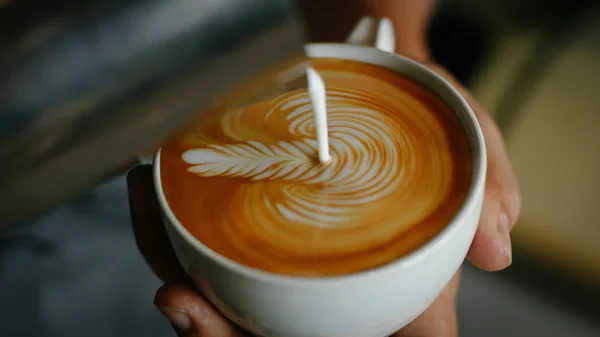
182;88;407;229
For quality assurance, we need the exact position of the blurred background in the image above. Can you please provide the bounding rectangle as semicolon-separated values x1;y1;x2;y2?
1;0;599;336
430;0;600;335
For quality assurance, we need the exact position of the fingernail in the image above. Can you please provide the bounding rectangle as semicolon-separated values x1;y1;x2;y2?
498;212;513;264
157;306;192;332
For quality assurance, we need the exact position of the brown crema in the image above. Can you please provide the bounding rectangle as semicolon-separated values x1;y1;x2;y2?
160;58;472;277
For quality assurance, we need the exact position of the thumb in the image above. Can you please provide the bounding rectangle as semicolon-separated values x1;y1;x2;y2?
154;284;246;337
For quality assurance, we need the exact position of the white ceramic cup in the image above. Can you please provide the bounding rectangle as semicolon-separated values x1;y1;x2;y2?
153;16;487;337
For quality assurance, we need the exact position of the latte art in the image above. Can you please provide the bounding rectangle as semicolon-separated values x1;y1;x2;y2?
182;88;411;229
160;58;472;276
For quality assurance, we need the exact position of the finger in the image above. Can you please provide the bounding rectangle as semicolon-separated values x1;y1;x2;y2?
154;283;246;337
426;65;522;271
393;270;461;337
461;89;521;271
127;164;189;284
465;100;521;270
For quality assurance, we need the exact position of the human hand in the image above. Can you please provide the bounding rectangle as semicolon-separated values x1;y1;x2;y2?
388;62;522;336
127;64;521;337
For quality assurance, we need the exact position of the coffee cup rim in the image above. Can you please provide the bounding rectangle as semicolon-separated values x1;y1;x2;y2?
153;42;487;285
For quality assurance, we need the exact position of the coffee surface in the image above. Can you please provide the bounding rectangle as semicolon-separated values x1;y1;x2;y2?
160;58;472;277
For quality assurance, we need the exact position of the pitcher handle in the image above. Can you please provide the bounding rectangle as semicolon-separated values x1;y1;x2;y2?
345;17;396;53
